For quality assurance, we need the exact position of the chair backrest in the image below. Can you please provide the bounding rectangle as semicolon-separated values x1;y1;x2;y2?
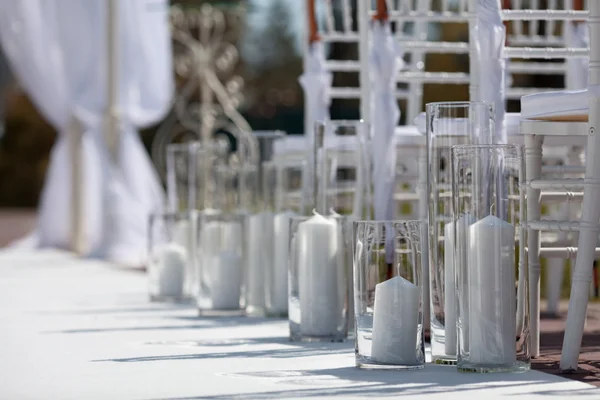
361;0;472;124
309;0;362;119
306;0;590;126
307;0;472;126
502;0;590;106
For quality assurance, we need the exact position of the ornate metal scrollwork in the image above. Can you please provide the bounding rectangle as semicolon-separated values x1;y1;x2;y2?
152;3;251;180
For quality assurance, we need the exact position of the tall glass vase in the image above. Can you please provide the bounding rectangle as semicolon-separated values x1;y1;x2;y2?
263;159;307;317
451;144;529;373
426;101;494;364
312;120;370;337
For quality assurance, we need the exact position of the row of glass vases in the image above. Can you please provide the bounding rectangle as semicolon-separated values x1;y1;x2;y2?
149;132;306;317
425;102;529;373
147;104;531;374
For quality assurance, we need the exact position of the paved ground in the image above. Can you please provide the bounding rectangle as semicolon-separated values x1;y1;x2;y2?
534;304;600;386
0;209;36;247
0;209;598;385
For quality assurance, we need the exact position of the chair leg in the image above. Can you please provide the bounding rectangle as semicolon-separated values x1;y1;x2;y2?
417;146;430;334
525;134;543;358
560;0;600;372
546;203;569;315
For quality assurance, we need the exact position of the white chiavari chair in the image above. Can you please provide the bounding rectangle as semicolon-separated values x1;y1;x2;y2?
559;0;600;371
499;0;592;346
512;2;594;363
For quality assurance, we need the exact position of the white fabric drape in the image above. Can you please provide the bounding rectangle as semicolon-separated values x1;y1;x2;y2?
299;41;332;143
0;0;173;265
370;21;401;262
299;41;331;213
473;0;506;143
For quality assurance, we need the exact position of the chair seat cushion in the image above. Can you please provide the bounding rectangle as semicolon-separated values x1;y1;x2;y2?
521;89;588;122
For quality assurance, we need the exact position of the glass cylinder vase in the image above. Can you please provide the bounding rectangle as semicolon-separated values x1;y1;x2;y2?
165;141;228;213
263;160;307;317
312;120;370;337
451;144;529;373
288;212;348;342
353;220;426;370
236;163;267;316
312;120;370;218
426;101;494;363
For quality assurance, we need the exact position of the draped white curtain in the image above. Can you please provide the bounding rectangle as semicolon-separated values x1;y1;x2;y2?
0;0;173;265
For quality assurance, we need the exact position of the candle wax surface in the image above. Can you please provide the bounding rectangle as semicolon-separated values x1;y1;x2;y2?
197;221;244;310
371;276;420;365
467;215;516;366
150;243;187;298
174;219;197;298
443;214;475;356
210;251;243;310
297;213;342;337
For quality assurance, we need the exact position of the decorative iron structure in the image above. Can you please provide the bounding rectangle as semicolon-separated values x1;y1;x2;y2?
152;2;252;179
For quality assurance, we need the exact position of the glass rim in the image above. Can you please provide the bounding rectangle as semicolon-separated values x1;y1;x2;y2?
272;157;308;168
425;101;491;109
314;119;366;127
353;219;425;225
199;212;245;222
149;210;198;219
451;144;524;152
214;163;259;172
166;141;227;153
250;130;286;139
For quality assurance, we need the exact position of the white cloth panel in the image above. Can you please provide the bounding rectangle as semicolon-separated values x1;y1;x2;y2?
0;0;173;265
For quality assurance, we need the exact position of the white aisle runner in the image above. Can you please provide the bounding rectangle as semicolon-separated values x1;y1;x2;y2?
0;250;596;399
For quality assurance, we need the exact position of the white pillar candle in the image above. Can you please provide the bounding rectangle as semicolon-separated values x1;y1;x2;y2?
199;221;222;288
174;219;196;298
198;221;243;310
468;215;516;365
150;243;187;298
271;210;296;313
443;214;475;356
371;276;420;365
246;212;273;311
209;250;243;309
297;213;340;336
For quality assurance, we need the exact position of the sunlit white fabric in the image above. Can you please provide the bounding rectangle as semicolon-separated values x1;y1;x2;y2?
472;0;506;143
0;0;173;265
370;21;402;263
299;41;332;143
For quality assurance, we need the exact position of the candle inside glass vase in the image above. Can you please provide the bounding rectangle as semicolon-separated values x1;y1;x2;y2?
297;213;341;337
197;215;245;314
262;159;305;317
467;215;516;366
371;276;420;365
149;243;187;300
443;214;475;356
288;213;347;341
268;210;296;315
246;212;273;316
451;144;529;373
353;220;425;370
